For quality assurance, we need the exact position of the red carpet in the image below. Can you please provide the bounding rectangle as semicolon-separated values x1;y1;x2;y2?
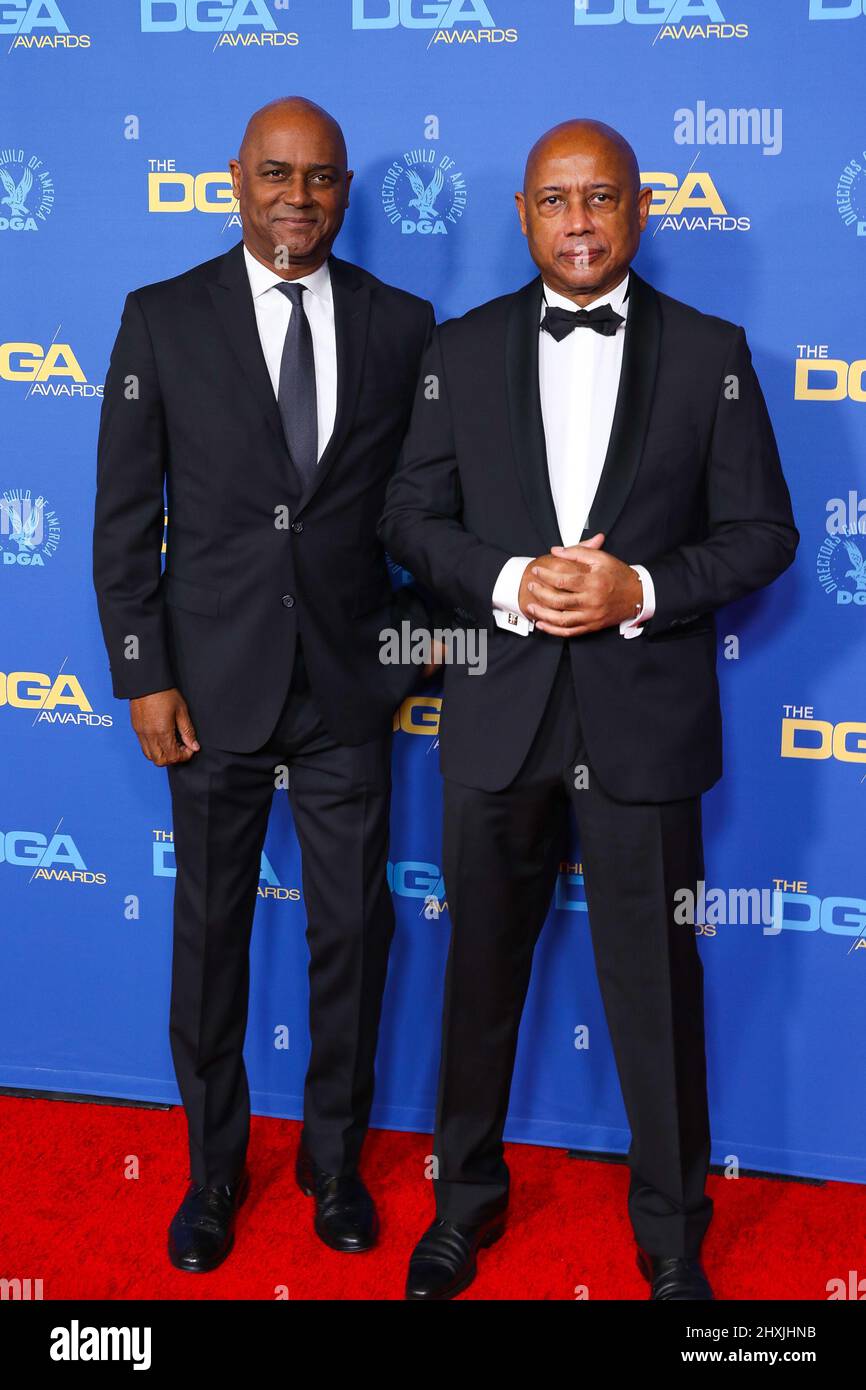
0;1095;861;1300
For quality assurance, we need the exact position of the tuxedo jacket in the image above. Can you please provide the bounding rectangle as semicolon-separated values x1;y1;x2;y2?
379;268;799;802
93;240;434;752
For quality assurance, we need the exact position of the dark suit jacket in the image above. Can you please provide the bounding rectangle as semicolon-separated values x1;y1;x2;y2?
379;268;799;801
93;239;434;752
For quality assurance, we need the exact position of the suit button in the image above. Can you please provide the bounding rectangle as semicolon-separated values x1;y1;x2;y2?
291;520;304;534
281;594;295;608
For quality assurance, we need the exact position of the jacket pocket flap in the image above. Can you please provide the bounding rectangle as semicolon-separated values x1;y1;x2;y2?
163;574;221;617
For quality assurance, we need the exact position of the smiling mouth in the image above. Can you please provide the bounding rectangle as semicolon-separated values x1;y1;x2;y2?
560;247;604;262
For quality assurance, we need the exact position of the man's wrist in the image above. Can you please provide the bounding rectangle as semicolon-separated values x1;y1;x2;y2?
492;555;535;636
624;567;643;623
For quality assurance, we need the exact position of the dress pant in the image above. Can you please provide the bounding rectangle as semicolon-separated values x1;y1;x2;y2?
166;642;395;1187
433;648;713;1258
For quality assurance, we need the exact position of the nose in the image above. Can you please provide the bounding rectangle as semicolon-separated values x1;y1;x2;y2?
562;194;596;237
281;172;312;207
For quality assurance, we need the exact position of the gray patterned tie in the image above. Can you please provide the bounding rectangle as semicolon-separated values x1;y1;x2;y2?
275;281;318;490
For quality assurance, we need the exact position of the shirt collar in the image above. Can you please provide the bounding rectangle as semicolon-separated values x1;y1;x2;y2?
243;243;333;306
540;270;630;322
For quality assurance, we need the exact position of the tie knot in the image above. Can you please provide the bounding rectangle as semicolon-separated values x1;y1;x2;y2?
275;281;307;305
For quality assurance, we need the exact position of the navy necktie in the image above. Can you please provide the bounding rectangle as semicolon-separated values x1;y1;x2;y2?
540;302;624;341
275;281;318;490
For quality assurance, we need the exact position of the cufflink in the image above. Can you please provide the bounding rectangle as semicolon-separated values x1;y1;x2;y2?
507;612;518;626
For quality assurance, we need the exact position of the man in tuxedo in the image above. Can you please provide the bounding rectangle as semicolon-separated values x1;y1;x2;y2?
93;97;434;1272
380;119;798;1301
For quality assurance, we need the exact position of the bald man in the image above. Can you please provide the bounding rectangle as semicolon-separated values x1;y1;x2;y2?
381;120;798;1300
94;98;434;1272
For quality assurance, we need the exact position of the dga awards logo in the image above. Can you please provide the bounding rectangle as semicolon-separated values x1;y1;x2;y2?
836;149;866;238
148;160;237;224
382;145;468;236
352;0;517;43
152;829;301;901
0;826;106;885
1;0;90;48
0;337;103;398
140;0;299;47
0;667;112;728
573;0;748;39
643;166;749;232
0;148;54;231
0;489;60;567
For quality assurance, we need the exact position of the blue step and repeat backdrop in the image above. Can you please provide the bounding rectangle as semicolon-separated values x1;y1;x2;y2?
1;0;865;1183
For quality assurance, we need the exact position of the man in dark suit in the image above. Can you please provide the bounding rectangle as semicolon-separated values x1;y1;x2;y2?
380;119;798;1301
93;97;434;1272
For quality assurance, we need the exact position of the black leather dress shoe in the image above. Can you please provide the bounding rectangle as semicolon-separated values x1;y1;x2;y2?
295;1146;379;1252
168;1169;250;1273
637;1248;714;1300
405;1214;507;1300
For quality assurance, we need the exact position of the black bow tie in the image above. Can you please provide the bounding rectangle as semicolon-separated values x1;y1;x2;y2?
540;302;624;341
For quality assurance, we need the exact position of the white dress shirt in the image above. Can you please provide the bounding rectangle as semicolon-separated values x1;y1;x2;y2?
491;271;655;638
243;243;337;463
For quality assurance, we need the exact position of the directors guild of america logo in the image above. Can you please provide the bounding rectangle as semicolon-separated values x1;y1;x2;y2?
381;146;468;236
0;148;54;232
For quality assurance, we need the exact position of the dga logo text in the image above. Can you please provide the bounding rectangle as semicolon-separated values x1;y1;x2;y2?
810;0;866;19
781;707;866;761
573;0;748;38
0;670;112;728
0;830;106;885
643;168;749;232
0;340;103;398
1;0;90;46
140;0;299;45
152;829;299;901
353;0;517;42
148;162;238;224
795;346;866;400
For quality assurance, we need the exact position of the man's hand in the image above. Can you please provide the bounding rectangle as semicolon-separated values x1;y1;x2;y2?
130;688;200;766
519;534;643;637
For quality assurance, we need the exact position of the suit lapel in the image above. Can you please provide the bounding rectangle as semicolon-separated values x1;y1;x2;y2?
296;253;370;511
505;275;563;549
583;268;661;540
207;240;286;452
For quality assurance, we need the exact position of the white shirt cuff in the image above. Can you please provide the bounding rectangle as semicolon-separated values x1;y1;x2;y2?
619;564;655;639
492;555;535;636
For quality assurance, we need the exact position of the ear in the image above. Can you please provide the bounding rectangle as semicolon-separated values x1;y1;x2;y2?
229;159;242;200
515;190;528;238
637;185;653;232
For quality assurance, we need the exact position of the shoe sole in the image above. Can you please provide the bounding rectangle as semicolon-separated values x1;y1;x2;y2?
168;1171;251;1274
405;1220;507;1301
